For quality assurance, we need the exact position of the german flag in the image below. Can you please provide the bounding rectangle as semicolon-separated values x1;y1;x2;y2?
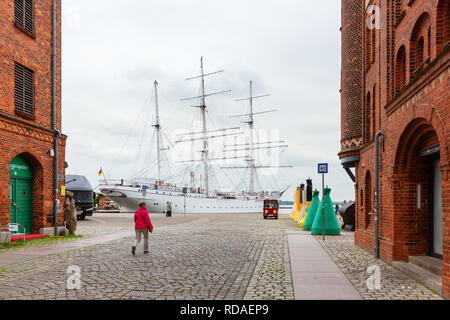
98;167;103;176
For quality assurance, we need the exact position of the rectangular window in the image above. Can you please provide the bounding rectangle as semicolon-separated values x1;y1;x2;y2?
14;62;35;116
14;0;34;34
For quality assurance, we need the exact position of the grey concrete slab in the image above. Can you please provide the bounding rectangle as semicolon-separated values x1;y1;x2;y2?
291;272;355;285
293;283;363;300
289;249;330;260
290;261;343;273
288;233;362;300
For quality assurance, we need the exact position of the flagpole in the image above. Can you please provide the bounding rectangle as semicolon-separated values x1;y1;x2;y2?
99;168;108;184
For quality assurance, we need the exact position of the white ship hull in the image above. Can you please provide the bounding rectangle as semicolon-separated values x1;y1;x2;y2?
100;184;265;214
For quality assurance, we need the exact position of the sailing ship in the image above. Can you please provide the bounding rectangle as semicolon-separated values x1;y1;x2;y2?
99;58;291;213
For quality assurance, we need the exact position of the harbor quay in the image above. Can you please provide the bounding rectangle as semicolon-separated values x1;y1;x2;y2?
0;213;441;300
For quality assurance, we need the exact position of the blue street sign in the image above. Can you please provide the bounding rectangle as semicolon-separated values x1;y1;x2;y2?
318;163;328;174
142;185;148;190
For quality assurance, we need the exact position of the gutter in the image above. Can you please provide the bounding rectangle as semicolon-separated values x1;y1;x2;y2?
374;130;383;259
51;0;59;236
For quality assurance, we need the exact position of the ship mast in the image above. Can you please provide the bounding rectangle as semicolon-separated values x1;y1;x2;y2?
200;58;209;195
248;81;256;193
225;80;291;195
179;57;236;196
153;80;162;181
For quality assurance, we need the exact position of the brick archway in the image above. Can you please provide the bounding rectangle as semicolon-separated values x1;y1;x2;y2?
391;106;447;262
391;103;449;168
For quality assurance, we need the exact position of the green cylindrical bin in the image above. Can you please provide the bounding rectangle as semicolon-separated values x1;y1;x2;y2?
311;187;340;236
303;190;320;231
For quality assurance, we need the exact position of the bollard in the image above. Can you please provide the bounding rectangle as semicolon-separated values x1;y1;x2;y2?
311;187;340;236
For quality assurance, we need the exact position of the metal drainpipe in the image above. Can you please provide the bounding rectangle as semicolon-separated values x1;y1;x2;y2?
374;130;383;259
51;0;60;236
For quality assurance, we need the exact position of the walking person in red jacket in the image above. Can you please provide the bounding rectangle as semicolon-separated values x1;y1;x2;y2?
132;202;153;255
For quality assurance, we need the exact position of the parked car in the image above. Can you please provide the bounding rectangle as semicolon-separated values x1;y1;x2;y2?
65;175;95;220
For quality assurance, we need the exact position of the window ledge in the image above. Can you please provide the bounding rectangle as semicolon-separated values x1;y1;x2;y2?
14;22;36;39
15;109;36;121
413;56;431;75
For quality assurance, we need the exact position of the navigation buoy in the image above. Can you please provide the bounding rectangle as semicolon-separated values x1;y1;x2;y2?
289;186;300;219
299;179;312;228
296;188;307;223
303;190;320;231
311;187;340;236
292;183;304;221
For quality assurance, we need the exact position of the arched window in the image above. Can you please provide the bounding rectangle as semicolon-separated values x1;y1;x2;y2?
410;13;431;78
366;18;371;71
395;46;407;92
417;37;425;65
436;0;450;55
371;28;376;63
360;189;364;229
364;171;372;229
365;92;371;143
428;27;432;58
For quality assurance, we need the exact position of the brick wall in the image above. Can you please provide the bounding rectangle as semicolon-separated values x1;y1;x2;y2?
0;0;66;233
341;0;450;297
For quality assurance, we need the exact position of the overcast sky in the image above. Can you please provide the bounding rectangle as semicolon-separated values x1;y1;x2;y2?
62;0;355;202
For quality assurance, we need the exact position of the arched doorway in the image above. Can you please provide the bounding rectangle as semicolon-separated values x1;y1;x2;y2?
393;118;443;259
9;155;33;235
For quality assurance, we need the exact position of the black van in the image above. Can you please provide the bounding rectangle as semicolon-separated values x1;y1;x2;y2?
65;175;95;220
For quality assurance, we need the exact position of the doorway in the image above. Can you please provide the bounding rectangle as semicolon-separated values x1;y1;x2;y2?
430;159;443;259
9;155;33;235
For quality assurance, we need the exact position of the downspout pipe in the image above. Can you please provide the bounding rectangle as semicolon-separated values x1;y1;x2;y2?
51;0;59;236
374;130;383;259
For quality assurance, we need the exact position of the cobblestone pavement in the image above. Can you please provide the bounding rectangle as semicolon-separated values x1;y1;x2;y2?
314;233;443;300
76;212;199;237
0;214;294;300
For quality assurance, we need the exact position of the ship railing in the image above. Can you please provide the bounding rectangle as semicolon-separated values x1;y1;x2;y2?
99;179;145;188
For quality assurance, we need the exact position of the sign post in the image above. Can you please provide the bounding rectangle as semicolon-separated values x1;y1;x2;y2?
318;163;328;241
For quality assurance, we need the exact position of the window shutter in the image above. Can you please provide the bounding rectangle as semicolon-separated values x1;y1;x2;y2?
14;0;34;34
14;63;35;116
14;63;25;112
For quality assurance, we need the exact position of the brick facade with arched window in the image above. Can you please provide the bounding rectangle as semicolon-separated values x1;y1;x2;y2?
340;0;449;298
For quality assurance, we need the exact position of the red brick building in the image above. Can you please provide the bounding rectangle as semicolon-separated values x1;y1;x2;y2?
0;1;66;235
340;0;449;297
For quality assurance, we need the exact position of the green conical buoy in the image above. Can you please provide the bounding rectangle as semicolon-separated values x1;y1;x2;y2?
311;187;340;236
303;190;320;231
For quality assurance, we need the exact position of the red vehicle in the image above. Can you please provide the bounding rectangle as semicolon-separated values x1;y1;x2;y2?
263;199;279;219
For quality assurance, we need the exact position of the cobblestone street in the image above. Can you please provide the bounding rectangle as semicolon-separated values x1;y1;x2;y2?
0;214;294;300
0;213;443;300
